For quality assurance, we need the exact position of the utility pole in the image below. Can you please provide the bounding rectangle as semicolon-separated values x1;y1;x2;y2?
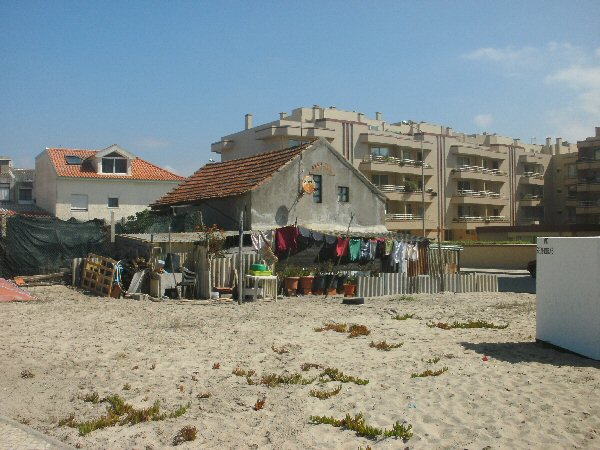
237;208;244;305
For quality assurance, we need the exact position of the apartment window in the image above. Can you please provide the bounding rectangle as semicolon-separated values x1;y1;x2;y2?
457;156;471;167
372;174;389;186
338;186;349;202
371;147;389;157
71;194;88;211
457;181;471;191
492;160;499;170
19;188;33;203
567;186;577;199
567;164;577;178
0;183;9;201
108;197;119;208
313;175;322;203
416;151;423;162
492;208;500;216
101;155;128;174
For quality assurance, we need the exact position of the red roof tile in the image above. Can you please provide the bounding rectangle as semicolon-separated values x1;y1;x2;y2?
46;148;185;181
152;142;313;208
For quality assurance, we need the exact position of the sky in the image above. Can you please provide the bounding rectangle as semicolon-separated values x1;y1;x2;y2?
1;0;599;176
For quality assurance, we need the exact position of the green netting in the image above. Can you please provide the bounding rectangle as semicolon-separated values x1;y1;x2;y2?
0;216;109;276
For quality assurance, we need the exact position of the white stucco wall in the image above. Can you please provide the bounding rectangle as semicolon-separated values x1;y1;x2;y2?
34;152;58;215
536;237;600;360
54;178;181;222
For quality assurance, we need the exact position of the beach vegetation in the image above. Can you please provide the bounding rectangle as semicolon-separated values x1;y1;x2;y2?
59;394;190;435
315;322;347;333
309;385;342;399
212;362;221;369
301;363;324;372
232;367;255;377
247;372;316;388
392;313;414;320
319;367;369;385
254;397;266;410
394;295;416;301
122;383;131;391
348;324;370;338
427;320;508;330
173;425;197;445
310;413;413;440
272;345;289;354
369;341;403;351
20;369;34;379
197;392;211;399
423;357;440;364
411;367;448;378
82;392;101;403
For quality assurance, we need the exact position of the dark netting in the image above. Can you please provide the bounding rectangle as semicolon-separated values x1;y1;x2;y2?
0;215;109;276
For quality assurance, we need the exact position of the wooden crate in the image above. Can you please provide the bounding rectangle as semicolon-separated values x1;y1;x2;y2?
81;253;117;297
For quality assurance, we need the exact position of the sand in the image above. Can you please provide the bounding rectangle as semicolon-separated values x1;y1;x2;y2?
0;285;598;449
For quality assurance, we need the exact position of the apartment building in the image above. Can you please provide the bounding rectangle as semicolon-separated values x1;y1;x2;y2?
211;106;577;240
575;127;600;225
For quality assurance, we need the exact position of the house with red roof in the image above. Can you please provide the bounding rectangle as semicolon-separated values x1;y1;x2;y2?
151;138;387;234
35;144;185;222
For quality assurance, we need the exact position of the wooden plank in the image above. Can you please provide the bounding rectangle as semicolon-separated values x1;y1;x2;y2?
81;253;117;297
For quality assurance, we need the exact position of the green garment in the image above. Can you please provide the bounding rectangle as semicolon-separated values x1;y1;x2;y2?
349;239;362;261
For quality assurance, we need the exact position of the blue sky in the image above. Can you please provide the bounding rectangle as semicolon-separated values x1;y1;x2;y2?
1;0;599;176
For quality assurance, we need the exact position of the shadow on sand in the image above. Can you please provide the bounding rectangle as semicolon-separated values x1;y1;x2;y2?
461;341;600;368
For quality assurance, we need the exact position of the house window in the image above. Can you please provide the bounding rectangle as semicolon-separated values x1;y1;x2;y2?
313;175;322;203
65;155;83;165
108;197;119;208
0;183;9;201
457;156;471;167
372;174;389;186
101;156;128;174
567;164;577;178
338;186;349;202
71;194;88;211
19;188;33;203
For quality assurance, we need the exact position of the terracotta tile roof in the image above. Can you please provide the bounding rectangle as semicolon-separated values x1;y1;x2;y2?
152;142;313;207
46;148;185;181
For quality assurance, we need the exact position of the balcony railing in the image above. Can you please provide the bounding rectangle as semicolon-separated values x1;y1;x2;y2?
456;189;502;198
452;165;506;176
521;171;544;179
520;194;543;200
577;178;600;184
376;184;422;194
578;201;598;208
363;154;432;168
453;216;509;223
386;213;423;221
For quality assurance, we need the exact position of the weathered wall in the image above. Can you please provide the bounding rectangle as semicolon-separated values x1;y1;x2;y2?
250;142;386;233
460;244;536;270
536;236;600;360
34;151;58;215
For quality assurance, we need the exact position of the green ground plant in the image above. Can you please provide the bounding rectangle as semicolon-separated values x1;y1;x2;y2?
315;322;348;333
369;341;403;351
173;425;197;445
423;357;440;364
232;367;255;377
310;413;413;440
247;373;316;388
309;385;343;400
319;367;369;385
427;320;508;330
411;367;448;378
301;363;324;372
392;313;414;320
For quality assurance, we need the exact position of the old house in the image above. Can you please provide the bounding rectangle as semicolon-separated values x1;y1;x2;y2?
35;145;184;222
151;138;387;234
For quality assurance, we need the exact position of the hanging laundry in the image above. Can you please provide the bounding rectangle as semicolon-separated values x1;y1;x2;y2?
384;238;394;256
336;237;349;257
324;234;337;245
409;242;419;261
251;232;265;251
360;239;370;261
392;240;403;264
369;240;377;260
275;226;299;257
349;239;361;262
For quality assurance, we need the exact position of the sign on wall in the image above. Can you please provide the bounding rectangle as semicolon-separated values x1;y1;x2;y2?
310;162;335;176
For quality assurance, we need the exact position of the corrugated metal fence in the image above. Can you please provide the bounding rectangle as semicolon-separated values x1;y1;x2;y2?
357;272;497;297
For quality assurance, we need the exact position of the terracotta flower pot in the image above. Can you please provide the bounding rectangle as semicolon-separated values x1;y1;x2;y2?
284;276;300;296
343;284;356;297
299;276;314;295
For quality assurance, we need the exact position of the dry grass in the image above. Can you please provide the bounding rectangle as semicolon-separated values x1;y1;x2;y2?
369;341;403;351
348;324;370;338
173;425;197;445
271;345;289;354
253;397;266;410
314;322;347;333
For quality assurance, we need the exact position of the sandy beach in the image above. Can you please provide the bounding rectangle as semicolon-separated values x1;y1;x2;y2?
1;285;598;449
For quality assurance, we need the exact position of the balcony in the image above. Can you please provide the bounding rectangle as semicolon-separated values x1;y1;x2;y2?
519;172;545;185
576;200;600;215
210;139;234;154
519;153;546;164
576;158;600;170
385;213;424;221
359;132;431;149
360;155;433;176
453;215;510;223
450;144;508;160
577;180;600;192
254;124;336;141
452;190;506;205
450;166;507;182
376;185;435;202
519;194;544;205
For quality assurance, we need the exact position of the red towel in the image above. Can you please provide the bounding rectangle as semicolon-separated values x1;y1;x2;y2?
275;226;299;256
336;237;349;257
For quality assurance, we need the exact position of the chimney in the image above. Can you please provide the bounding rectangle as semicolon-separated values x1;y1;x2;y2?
555;137;562;154
546;137;551;148
279;112;287;120
513;138;520;146
375;112;382;121
596;127;600;137
358;113;365;122
245;113;253;130
312;105;321;120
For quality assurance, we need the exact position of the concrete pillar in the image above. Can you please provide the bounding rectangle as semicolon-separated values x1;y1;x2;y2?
375;111;382;121
555;137;563;155
245;113;253;130
279;112;287;120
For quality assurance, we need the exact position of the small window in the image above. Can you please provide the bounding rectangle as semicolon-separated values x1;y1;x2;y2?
0;183;9;201
71;194;88;211
372;174;389;186
338;186;349;202
19;188;33;203
371;147;389;157
313;175;322;203
567;164;577;178
458;156;471;167
65;155;83;165
101;157;128;174
108;197;119;208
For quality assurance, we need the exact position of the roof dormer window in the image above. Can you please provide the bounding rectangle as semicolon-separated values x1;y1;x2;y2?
101;152;128;174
